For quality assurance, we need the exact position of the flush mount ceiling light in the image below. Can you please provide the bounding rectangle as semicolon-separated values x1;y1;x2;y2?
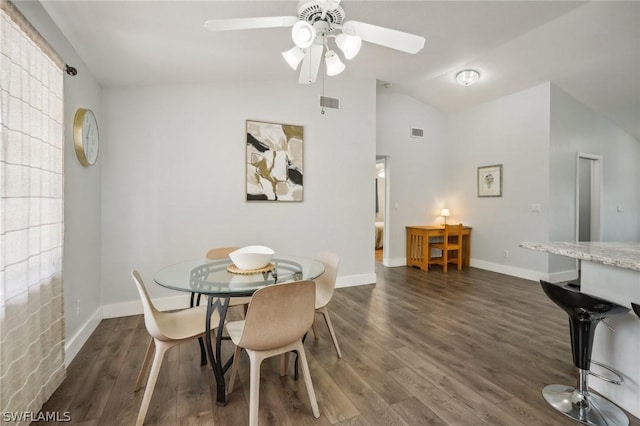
456;70;480;86
205;0;425;85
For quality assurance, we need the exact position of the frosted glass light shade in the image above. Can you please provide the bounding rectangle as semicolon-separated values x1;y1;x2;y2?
292;21;316;49
456;70;480;86
335;33;362;60
282;46;305;70
324;50;345;76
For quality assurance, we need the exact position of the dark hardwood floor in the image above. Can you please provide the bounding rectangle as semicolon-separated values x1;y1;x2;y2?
37;264;640;425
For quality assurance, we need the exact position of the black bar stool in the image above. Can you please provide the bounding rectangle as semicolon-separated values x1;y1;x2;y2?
540;280;630;426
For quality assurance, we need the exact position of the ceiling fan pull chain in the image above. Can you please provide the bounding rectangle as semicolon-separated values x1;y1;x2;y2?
321;34;326;115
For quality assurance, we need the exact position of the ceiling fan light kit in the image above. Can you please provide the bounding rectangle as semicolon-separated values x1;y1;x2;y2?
324;50;345;76
292;20;317;48
205;0;426;85
335;33;361;60
282;46;306;70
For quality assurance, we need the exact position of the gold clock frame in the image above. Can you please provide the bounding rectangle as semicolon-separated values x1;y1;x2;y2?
73;108;99;166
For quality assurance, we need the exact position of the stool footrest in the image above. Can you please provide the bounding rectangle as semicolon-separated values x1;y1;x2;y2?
542;384;629;426
590;360;624;385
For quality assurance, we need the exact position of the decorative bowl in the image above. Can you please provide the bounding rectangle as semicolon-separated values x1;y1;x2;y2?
229;245;275;270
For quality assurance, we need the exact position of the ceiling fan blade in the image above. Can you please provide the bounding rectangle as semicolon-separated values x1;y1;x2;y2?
298;43;323;85
342;20;425;54
205;16;298;32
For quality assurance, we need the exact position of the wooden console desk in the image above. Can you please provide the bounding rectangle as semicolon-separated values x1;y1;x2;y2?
406;225;472;271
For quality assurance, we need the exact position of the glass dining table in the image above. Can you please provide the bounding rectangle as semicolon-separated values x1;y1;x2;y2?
154;255;325;405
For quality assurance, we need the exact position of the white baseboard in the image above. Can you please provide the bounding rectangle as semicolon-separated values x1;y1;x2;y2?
548;269;579;283
65;308;102;367
469;259;546;282
101;273;374;320
336;273;376;288
469;259;576;284
102;293;192;319
384;257;407;267
381;257;546;283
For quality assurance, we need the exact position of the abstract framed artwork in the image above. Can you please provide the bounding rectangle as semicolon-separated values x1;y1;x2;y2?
477;164;502;197
246;120;304;201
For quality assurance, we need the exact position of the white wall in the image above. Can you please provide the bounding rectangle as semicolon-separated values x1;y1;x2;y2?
13;1;103;363
376;91;448;266
447;82;552;279
378;82;639;281
549;83;640;274
100;79;377;309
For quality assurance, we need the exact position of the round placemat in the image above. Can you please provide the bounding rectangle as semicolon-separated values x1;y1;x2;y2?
227;263;275;275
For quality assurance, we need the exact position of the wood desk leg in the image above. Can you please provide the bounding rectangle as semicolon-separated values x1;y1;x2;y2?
463;234;471;267
423;237;430;271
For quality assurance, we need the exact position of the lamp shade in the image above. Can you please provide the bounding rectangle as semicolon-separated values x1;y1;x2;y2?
282;46;305;70
440;208;451;217
335;33;362;60
291;21;316;49
324;50;345;76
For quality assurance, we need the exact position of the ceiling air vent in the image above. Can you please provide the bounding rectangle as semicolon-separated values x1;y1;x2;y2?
410;127;424;138
320;96;340;110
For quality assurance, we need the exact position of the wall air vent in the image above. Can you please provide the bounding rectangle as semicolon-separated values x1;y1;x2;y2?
410;127;424;138
320;96;340;110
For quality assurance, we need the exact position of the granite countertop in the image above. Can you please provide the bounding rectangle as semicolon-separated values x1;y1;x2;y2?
519;241;640;272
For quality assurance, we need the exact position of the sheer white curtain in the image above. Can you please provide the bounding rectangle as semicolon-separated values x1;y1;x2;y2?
0;0;65;421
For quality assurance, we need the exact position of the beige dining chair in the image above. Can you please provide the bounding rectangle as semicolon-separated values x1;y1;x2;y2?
428;223;463;272
226;280;320;426
311;251;342;358
131;270;220;426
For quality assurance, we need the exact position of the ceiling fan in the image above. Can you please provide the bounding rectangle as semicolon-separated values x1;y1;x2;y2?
204;0;425;84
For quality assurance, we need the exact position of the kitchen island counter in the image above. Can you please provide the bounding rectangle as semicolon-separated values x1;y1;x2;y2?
520;240;640;418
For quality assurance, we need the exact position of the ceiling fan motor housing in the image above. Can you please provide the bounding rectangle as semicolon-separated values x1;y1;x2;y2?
297;0;345;33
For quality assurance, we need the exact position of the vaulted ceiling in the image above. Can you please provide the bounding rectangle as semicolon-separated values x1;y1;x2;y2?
38;1;640;140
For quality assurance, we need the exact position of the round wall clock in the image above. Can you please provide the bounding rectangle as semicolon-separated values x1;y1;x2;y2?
73;108;99;166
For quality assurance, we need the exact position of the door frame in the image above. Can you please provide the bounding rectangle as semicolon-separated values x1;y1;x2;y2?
575;152;602;243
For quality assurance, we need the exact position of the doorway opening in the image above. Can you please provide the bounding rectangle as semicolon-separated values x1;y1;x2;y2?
375;158;386;263
576;153;602;242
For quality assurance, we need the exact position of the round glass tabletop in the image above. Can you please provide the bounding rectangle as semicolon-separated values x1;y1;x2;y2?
154;255;325;297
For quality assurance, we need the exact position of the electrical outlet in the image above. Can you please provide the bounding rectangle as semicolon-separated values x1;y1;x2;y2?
503;250;509;258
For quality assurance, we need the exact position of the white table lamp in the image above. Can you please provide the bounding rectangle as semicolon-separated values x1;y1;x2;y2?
441;208;451;225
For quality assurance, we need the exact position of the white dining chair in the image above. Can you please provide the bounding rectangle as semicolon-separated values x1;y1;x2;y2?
131;270;220;426
312;251;342;358
226;280;320;426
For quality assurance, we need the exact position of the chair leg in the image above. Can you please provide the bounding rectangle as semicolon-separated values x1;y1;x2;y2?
279;352;289;376
457;248;462;270
442;248;448;272
227;345;243;395
295;341;320;418
312;319;319;340
319;307;342;358
136;340;169;426
135;338;154;391
247;351;265;426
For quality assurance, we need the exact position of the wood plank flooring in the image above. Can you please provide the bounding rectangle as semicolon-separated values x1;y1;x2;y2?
37;264;640;425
